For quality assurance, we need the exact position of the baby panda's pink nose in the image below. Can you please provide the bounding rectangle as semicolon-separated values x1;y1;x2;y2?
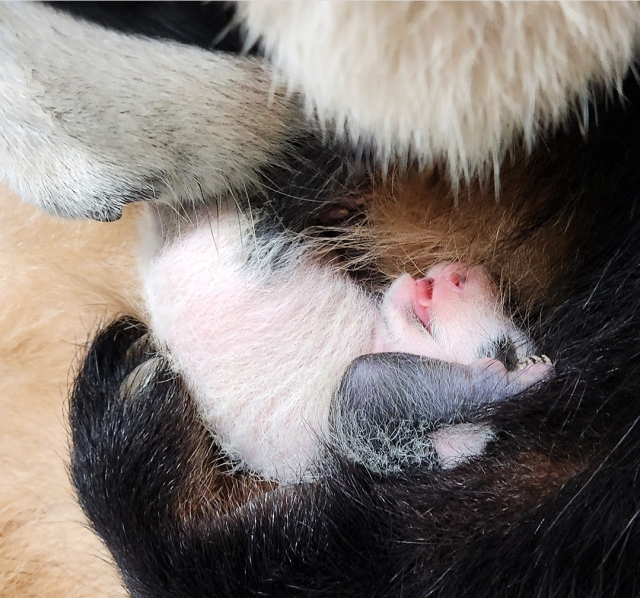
412;263;472;332
415;263;469;307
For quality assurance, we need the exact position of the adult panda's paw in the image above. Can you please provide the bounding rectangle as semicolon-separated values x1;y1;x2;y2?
0;3;306;221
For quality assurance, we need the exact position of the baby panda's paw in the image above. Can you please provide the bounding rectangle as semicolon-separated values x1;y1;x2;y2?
468;354;554;394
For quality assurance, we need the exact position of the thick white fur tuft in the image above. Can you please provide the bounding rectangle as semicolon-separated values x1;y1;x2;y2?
143;209;377;482
240;2;640;181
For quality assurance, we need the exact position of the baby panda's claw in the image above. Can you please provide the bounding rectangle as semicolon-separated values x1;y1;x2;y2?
519;355;554;367
515;355;540;370
509;354;555;387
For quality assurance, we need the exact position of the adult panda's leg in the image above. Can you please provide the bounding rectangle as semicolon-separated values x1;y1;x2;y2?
0;3;306;221
69;319;395;598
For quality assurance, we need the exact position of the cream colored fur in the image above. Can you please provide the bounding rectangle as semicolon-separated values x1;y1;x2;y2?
240;2;640;181
0;183;139;597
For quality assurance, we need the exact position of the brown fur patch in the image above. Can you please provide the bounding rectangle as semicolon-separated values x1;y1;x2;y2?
171;394;276;526
364;162;583;313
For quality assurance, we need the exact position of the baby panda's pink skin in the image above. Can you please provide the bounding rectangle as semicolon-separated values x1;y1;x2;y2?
143;209;379;482
143;207;549;482
374;263;530;364
430;424;496;469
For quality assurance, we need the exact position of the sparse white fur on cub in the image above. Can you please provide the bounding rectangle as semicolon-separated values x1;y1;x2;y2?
143;206;548;482
143;209;378;481
240;2;640;181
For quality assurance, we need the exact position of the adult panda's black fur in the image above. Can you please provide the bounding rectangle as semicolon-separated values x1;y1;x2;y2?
45;2;248;53
31;2;640;595
70;78;640;597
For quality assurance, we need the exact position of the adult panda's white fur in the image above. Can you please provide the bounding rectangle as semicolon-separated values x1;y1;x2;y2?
0;3;304;221
239;2;640;181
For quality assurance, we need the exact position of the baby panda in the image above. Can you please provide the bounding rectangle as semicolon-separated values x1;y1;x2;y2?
142;204;553;482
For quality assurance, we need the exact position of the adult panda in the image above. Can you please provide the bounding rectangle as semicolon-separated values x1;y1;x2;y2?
68;88;640;597
2;3;640;597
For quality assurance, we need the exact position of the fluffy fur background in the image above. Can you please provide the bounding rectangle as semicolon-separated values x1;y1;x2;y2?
0;183;140;597
3;2;640;596
240;2;640;181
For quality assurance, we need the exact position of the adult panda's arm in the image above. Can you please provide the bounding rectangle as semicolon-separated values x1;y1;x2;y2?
0;3;306;221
